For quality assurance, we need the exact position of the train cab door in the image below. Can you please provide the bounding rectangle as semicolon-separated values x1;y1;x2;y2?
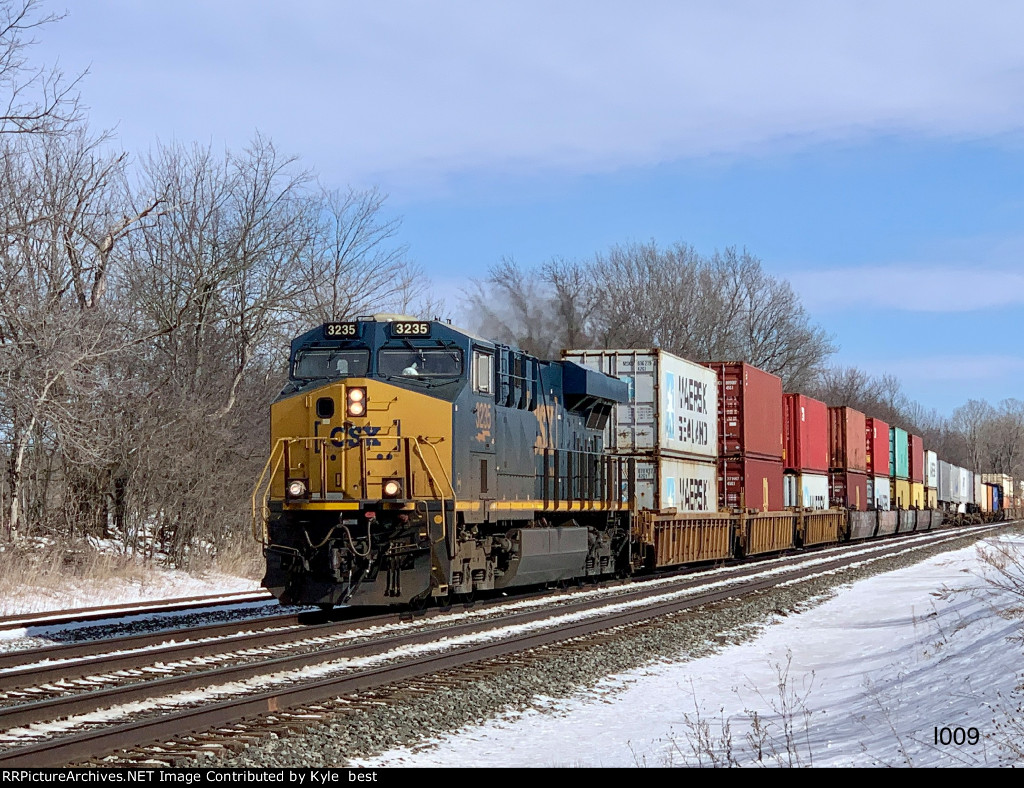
468;347;497;512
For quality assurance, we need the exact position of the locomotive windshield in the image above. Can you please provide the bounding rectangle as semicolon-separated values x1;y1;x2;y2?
378;347;464;378
292;348;369;380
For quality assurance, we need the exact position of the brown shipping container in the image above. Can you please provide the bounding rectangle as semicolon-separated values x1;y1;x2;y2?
719;456;784;512
828;406;867;472
865;417;890;477
908;434;925;483
830;470;868;511
783;393;829;473
704;362;783;460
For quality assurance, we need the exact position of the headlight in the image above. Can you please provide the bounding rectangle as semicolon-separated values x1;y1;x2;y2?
382;478;403;499
347;387;367;417
287;479;308;498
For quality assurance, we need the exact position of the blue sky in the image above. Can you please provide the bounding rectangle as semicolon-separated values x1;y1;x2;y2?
34;1;1024;415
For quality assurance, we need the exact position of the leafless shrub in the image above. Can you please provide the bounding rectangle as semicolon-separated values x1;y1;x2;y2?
647;653;817;768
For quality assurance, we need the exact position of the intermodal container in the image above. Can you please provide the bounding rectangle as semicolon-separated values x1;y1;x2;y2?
892;478;911;509
625;456;719;513
719;456;784;512
703;362;783;460
562;349;717;461
981;473;1013;496
828;406;867;472
908;435;924;483
959;468;974;505
977;480;993;513
911;482;925;509
889;427;909;480
974;477;986;512
925;451;938;488
783;394;828;472
938;461;955;504
865;418;890;476
926;487;937;509
784;472;829;509
868;475;890;510
829;470;867;511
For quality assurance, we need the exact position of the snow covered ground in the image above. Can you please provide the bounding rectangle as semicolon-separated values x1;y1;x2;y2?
349;533;1024;768
0;564;261;618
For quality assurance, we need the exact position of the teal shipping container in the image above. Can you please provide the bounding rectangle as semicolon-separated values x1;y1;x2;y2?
889;426;909;480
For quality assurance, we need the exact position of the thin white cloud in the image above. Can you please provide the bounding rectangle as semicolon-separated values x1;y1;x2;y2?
789;266;1024;313
40;1;1024;186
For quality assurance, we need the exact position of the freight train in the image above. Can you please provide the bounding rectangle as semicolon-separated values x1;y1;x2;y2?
253;315;1017;609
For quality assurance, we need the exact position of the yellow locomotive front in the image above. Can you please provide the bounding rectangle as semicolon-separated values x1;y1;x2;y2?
255;317;461;608
255;315;632;608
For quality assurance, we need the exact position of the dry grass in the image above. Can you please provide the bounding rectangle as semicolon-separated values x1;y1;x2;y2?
0;537;261;617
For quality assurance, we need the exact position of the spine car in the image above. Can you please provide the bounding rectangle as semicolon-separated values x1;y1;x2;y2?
254;316;1018;609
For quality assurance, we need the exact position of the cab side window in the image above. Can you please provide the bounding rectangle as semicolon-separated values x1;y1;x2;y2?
473;350;493;394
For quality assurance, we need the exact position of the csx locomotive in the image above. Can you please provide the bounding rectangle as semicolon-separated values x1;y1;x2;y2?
255;315;638;608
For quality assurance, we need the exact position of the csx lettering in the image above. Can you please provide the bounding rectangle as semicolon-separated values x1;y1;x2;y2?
330;425;382;448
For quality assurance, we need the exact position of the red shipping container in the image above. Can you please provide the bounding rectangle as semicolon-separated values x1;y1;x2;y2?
865;417;890;477
908;434;924;483
783;393;828;473
828;406;867;472
704;362;783;460
719;456;784;512
830;470;868;511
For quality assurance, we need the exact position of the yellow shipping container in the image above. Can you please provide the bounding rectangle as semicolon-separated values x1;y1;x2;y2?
892;478;911;509
911;482;925;509
926;487;937;509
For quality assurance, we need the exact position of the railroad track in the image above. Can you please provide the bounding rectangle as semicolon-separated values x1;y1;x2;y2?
0;590;275;633
0;521;1009;768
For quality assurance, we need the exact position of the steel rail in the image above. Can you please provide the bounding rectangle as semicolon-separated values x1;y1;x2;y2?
0;592;275;633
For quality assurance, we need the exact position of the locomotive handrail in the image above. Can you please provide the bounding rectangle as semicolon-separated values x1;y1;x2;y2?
251;438;289;545
411;436;456;559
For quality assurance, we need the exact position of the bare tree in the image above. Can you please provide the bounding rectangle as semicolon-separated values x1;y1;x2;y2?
0;0;82;135
294;186;430;326
464;257;571;358
951;399;998;473
468;240;835;389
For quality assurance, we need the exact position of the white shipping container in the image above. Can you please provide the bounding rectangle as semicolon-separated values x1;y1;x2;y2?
925;450;938;488
869;475;891;510
784;472;829;509
958;468;973;504
563;349;718;462
975;476;988;512
623;456;718;513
